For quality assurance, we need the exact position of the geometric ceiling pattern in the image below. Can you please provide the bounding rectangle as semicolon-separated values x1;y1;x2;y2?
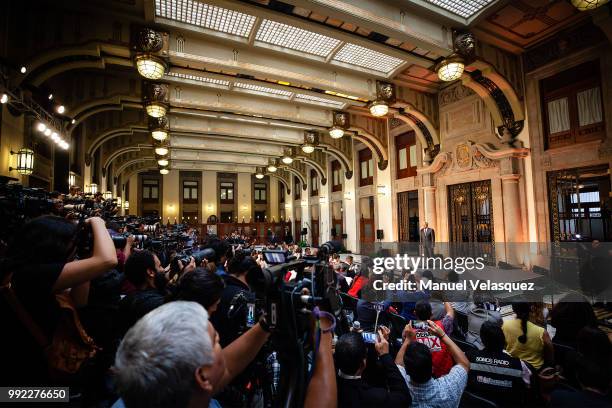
155;0;407;75
421;0;497;18
165;71;347;108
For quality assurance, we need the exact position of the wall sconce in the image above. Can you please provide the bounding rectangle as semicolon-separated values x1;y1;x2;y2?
9;148;35;175
149;115;169;141
167;204;175;212
143;82;169;118
133;28;168;80
124;201;130;210
116;196;122;206
104;191;113;199
68;171;76;187
377;185;388;196
301;131;319;154
369;81;394;117
89;183;98;195
281;147;294;164
329;111;349;139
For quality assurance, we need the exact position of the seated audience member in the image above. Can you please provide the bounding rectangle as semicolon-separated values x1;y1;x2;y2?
1;216;117;386
466;321;530;406
345;255;357;278
502;303;554;371
210;250;258;347
335;328;411;407
174;267;225;316
550;294;598;349
465;290;502;350
447;270;471;315
348;266;369;298
412;300;455;377
356;280;388;330
117;250;168;337
557;325;612;388
549;356;612;407
395;321;470;407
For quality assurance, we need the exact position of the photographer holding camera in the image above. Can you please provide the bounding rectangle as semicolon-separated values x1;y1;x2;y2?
1;215;117;385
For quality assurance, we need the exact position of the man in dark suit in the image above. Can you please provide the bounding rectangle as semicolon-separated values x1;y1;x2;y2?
419;222;435;258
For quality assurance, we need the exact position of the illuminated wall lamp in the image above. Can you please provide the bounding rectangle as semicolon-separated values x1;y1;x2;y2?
9;148;35;175
89;183;98;195
68;172;76;187
124;201;130;210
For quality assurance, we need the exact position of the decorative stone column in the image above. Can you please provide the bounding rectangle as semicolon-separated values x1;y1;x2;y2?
422;172;438;232
343;164;358;253
501;174;524;242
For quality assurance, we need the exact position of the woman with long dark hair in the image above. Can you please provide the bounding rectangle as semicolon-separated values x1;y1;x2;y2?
1;215;117;385
502;302;554;371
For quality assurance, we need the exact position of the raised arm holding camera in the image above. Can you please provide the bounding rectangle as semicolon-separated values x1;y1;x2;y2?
1;215;117;386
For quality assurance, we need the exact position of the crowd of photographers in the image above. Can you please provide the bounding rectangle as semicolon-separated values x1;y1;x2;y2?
0;184;610;407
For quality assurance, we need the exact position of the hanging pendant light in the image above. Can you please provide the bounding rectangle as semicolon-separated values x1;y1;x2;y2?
155;145;169;156
143;83;169;118
369;81;394;117
149;115;169;141
281;147;294;164
369;100;389;117
255;167;265;179
329;111;349;139
436;54;465;82
301;131;318;153
145;102;167;118
136;54;167;80
267;158;278;173
570;0;609;10
158;158;169;166
160;168;169;175
133;28;168;80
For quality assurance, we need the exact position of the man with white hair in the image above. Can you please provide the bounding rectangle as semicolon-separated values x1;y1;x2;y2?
112;301;270;408
112;300;338;408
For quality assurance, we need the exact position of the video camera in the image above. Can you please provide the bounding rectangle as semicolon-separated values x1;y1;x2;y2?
244;240;344;404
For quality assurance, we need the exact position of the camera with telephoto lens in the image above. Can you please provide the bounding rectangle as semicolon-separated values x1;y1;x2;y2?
244;240;344;406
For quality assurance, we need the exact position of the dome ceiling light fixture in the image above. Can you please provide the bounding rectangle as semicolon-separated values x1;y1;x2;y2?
160;168;169;175
570;0;609;11
255;167;265;179
435;54;465;82
149;116;170;142
281;147;294;164
301;131;318;154
329;111;349;139
369;81;394;117
154;140;170;156
267;158;278;173
133;28;169;80
158;158;169;167
435;31;475;82
143;82;169;118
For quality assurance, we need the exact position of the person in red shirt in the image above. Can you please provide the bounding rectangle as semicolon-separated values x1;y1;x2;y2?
411;300;455;377
348;267;369;298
